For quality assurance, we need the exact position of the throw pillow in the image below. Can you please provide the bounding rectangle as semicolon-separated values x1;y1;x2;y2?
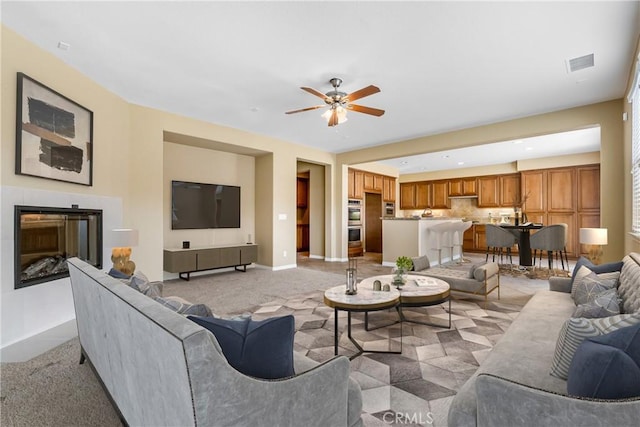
411;255;430;272
572;269;620;306
120;271;163;299
468;263;482;279
154;296;214;317
570;258;623;299
188;315;295;380
572;288;621;318
107;268;130;279
550;313;640;379
567;323;640;399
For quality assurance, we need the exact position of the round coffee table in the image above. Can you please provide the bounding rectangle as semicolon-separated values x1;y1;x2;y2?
359;274;451;329
324;285;401;359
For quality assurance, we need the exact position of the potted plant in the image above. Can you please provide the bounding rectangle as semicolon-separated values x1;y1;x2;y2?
393;256;413;287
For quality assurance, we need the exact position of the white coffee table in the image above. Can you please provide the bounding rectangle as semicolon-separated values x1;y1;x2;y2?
359;274;451;329
323;285;402;359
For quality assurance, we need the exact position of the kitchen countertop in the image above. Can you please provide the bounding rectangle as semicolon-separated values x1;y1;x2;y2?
382;217;465;221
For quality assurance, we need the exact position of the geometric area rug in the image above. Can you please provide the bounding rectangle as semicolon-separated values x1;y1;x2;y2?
243;290;529;427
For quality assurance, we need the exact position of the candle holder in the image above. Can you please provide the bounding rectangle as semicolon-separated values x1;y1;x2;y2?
345;258;358;295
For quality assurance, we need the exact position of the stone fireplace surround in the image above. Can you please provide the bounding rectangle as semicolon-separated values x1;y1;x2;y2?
1;185;122;362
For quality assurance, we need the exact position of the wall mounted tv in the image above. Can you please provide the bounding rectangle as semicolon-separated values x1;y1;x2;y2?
171;180;241;229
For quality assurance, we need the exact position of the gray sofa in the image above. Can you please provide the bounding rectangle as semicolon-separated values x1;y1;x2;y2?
68;258;363;427
448;254;640;427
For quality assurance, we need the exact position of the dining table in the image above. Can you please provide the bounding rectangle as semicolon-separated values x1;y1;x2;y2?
498;223;543;267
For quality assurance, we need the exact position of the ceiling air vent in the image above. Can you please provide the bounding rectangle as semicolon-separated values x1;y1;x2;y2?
566;53;594;73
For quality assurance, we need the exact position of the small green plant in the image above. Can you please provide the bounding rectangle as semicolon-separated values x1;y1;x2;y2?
395;256;413;272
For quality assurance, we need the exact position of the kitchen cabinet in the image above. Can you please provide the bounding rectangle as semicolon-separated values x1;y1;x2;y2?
477;176;500;207
363;173;383;192
383;176;396;202
546;212;576;255
577;166;600;212
473;224;487;251
296;177;308;208
450;177;477;196
400;183;417;209
353;170;364;199
547;168;575;212
347;169;355;199
499;174;520;207
431;180;450;208
416;182;431;208
521;170;546;212
463;225;475;251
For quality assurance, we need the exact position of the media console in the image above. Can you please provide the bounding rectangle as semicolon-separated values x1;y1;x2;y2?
163;243;258;281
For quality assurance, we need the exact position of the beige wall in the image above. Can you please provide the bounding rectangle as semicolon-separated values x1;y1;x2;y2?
162;142;255;270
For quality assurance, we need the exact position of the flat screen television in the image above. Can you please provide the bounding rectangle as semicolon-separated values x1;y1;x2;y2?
171;180;241;229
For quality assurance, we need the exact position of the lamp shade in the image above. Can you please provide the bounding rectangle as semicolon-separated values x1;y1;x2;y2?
112;228;139;247
579;228;608;245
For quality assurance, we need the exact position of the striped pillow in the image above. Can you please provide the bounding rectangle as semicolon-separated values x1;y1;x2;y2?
550;313;640;380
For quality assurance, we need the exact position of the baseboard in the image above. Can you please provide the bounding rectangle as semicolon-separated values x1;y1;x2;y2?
308;254;324;260
1;319;77;362
272;263;297;271
324;257;349;262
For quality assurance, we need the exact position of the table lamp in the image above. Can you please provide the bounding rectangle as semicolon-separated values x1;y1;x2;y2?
579;228;607;264
111;228;139;275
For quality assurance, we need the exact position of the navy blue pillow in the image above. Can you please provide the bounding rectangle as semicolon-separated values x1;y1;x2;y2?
571;257;623;285
107;268;131;279
188;315;295;380
567;323;640;399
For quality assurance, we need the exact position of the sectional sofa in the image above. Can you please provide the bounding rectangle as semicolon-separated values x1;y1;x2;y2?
448;254;640;426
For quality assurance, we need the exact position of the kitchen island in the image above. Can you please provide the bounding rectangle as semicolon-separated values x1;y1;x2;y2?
382;218;465;267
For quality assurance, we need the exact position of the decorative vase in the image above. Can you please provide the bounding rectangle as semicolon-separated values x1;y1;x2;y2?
393;268;406;288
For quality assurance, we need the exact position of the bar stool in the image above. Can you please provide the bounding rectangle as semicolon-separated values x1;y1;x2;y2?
452;221;473;263
429;221;454;265
530;223;569;272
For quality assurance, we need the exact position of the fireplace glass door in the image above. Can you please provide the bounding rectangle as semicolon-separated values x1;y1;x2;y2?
15;206;103;289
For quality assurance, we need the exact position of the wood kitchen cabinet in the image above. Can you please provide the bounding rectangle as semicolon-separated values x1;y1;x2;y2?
416;182;431;208
431;180;450;208
521;170;546;212
400;183;417;209
547;168;575;212
450;177;477;196
577;165;600;212
352;170;364;199
499;174;520;207
477;176;500;207
383;176;396;202
363;173;383;192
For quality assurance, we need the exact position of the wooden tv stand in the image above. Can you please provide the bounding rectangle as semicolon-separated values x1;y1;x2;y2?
163;243;258;281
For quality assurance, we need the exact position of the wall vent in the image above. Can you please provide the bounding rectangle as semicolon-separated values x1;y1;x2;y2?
566;54;594;73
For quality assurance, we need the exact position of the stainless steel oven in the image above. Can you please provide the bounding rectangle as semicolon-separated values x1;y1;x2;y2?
384;202;395;217
348;199;362;226
348;226;362;247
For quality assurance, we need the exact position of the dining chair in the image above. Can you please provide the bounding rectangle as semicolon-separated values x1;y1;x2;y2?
529;223;569;272
485;224;519;268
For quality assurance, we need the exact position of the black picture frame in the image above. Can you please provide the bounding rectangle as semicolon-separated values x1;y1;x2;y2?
15;72;93;186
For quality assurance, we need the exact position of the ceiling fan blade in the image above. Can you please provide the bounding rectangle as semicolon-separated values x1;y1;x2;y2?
346;104;385;117
301;87;329;101
328;109;339;127
343;85;380;102
285;105;325;114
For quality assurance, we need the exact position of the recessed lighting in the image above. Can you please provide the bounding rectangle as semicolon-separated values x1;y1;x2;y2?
457;161;465;166
525;147;534;151
442;155;450;159
401;161;408;165
512;140;524;145
57;41;70;50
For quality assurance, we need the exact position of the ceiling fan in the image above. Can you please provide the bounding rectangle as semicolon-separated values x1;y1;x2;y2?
285;78;385;127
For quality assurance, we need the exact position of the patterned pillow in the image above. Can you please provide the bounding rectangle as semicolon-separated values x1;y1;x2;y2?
573;288;621;319
572;266;619;305
120;271;163;298
570;262;623;299
550;313;640;379
411;256;430;272
154;296;214;317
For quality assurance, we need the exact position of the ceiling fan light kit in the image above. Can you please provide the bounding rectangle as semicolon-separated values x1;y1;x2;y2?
286;77;385;127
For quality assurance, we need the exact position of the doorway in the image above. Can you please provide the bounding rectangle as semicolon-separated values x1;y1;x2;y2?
365;193;382;253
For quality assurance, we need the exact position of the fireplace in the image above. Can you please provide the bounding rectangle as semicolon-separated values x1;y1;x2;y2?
15;205;103;289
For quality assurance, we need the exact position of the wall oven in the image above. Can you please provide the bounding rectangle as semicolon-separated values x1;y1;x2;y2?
348;226;362;247
348;199;362;226
384;202;395;217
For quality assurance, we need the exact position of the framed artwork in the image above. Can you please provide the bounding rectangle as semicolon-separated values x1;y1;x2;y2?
15;72;93;186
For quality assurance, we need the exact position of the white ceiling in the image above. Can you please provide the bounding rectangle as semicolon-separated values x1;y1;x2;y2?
2;1;638;162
